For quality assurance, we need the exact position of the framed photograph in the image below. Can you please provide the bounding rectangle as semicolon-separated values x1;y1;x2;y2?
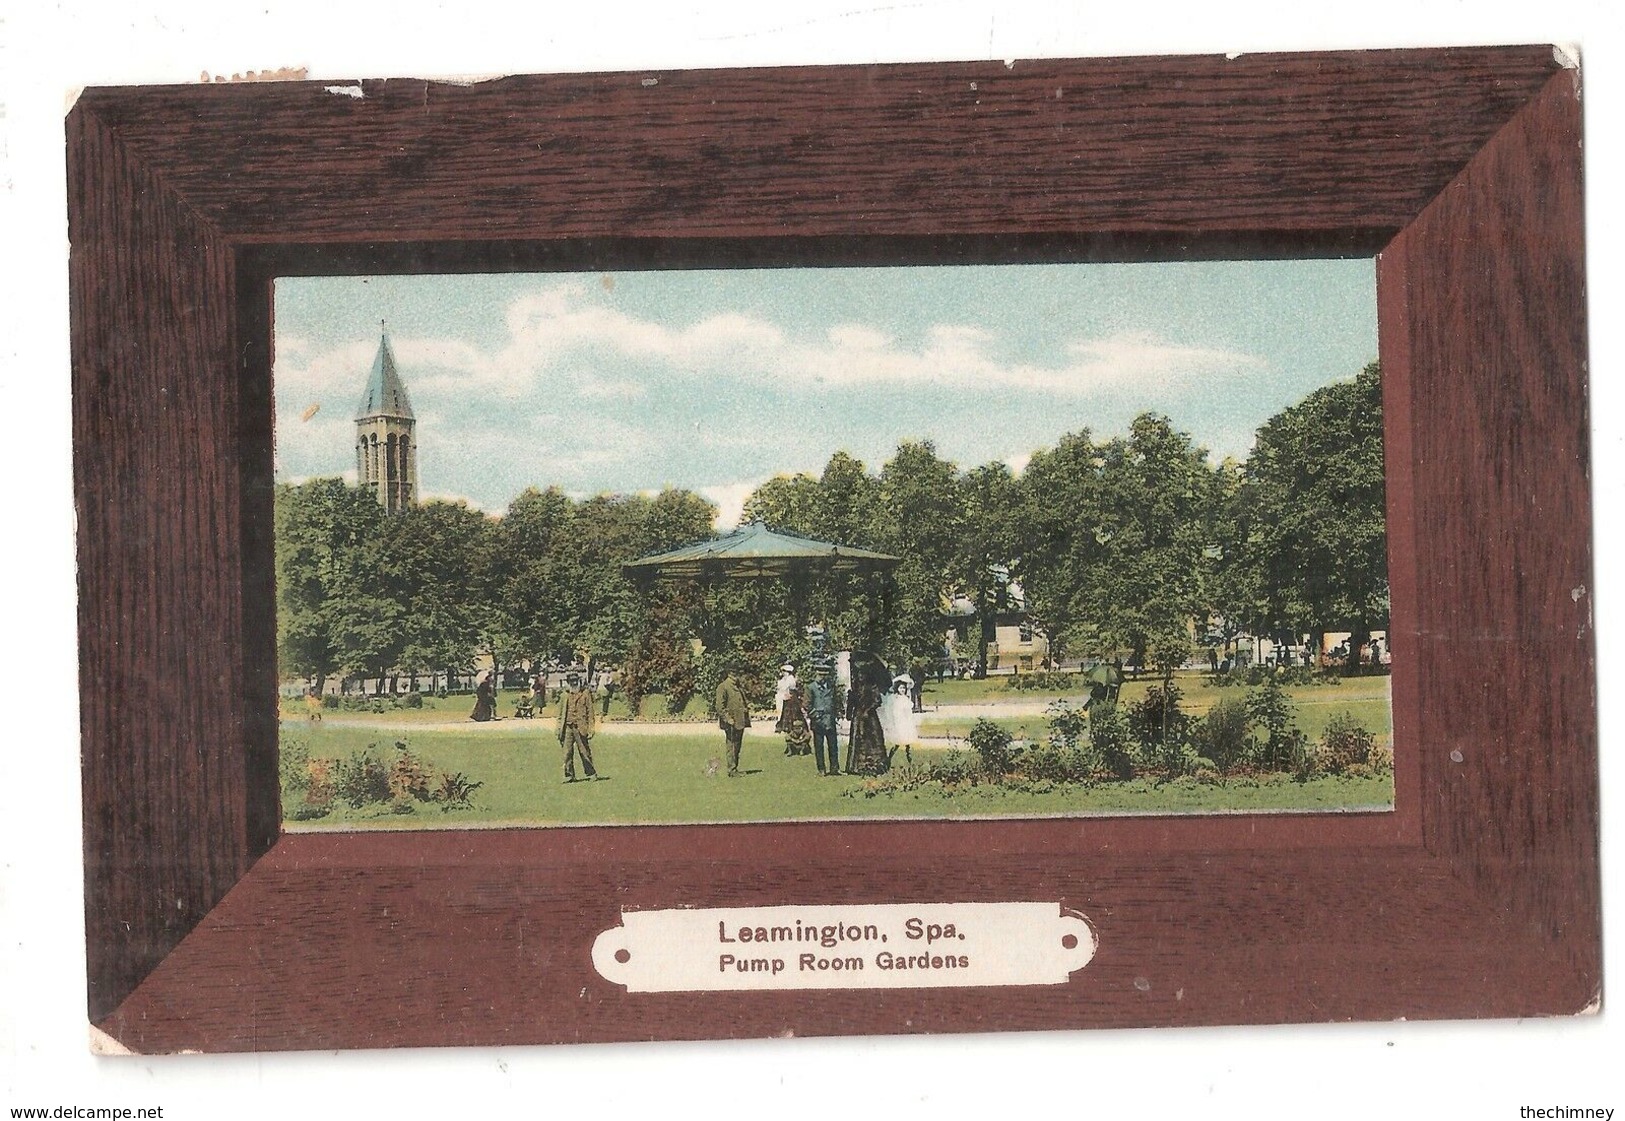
69;44;1596;1052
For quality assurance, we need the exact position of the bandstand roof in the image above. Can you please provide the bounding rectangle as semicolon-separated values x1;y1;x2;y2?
622;521;899;581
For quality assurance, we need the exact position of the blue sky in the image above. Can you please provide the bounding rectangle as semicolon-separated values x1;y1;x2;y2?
273;260;1377;526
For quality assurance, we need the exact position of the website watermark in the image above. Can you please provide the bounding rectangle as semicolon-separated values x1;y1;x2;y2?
9;1108;163;1119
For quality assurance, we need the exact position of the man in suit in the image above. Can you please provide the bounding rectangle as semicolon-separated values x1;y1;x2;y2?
805;662;840;776
714;664;752;777
557;670;600;782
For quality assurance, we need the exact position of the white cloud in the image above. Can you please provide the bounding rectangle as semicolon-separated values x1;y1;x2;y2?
418;488;492;512
698;479;764;531
273;283;1274;506
277;286;1266;433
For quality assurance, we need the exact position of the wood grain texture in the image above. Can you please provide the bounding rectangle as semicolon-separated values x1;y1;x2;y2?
68;108;281;1023
1379;70;1597;978
100;832;1586;1053
79;47;1559;245
67;46;1596;1046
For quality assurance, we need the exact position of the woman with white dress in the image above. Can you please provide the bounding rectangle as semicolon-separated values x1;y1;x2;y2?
879;673;919;768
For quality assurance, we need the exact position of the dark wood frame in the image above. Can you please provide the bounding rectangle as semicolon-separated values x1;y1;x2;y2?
70;46;1596;1052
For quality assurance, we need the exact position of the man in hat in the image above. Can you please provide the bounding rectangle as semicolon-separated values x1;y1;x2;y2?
557;670;600;782
805;660;840;776
714;663;752;777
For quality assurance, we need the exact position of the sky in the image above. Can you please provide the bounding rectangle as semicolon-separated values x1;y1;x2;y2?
273;259;1378;527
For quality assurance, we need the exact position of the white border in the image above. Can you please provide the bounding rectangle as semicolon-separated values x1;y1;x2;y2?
3;4;1619;1118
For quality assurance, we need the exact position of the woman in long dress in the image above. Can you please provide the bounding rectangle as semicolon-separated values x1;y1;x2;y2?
879;674;919;768
470;672;496;722
778;681;812;757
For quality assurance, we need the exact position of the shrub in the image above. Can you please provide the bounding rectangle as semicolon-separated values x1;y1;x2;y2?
301;757;335;814
1088;702;1136;780
928;749;981;786
663;656;698;715
1128;684;1193;775
1210;662;1319;689
335;746;393;807
389;742;436;802
1318;712;1376;775
278;735;312;801
1045;699;1089;753
966;718;1017;777
1021;741;1095;785
1369;743;1395;774
321;694;340;710
1292;738;1320;783
434;771;483;811
1191;696;1253;772
846;768;936;798
403;691;424;709
1246;677;1302;772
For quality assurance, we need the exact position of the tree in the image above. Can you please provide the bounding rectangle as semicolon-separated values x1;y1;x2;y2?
274;478;385;693
489;486;576;667
739;473;824;538
1016;415;1222;679
1241;362;1388;665
957;462;1020;676
1207;458;1268;654
1010;430;1101;663
385;500;493;686
876;440;967;666
566;489;715;672
815;450;883;547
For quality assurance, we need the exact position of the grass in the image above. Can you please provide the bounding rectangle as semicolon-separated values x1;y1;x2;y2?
280;712;1395;831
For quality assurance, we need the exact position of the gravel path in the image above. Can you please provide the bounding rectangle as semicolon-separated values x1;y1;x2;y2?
308;683;1387;739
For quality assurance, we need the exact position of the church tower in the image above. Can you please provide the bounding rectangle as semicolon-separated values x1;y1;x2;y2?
354;330;418;513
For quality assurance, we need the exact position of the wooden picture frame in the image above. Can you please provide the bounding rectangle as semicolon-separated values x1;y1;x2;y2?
69;45;1596;1052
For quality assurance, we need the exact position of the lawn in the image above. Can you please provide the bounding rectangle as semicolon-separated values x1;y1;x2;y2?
280;714;1395;831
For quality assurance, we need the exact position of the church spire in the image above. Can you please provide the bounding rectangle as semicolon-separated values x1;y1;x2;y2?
354;329;419;513
355;329;415;421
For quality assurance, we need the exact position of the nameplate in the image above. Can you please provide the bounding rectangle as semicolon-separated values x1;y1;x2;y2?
591;902;1095;992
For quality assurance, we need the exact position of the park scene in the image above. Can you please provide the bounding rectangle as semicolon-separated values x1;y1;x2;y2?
272;261;1393;829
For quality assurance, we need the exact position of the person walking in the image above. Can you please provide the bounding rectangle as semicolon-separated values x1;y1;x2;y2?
557;671;600;782
714;665;752;777
470;671;496;722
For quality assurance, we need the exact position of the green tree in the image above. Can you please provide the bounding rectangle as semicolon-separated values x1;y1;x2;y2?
1241;362;1388;665
1207;458;1268;656
567;489;715;672
739;473;824;538
1010;430;1101;662
957;462;1020;676
1016;415;1221;679
815;450;883;547
385;500;493;686
490;486;577;666
876;440;966;666
274;478;386;693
